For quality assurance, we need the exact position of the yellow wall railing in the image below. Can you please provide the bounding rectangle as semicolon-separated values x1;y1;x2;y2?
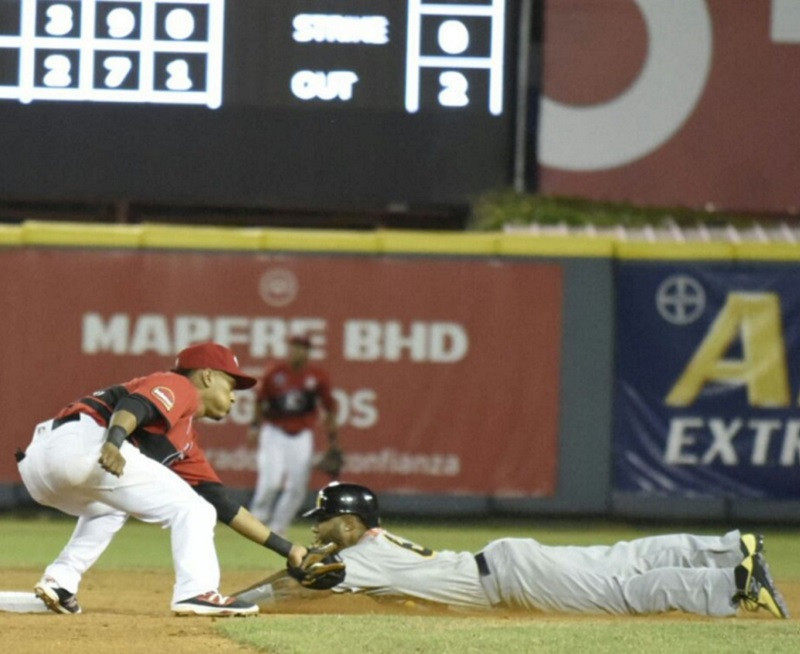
2;221;800;261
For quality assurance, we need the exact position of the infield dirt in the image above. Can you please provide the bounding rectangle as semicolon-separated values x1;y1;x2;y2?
2;567;797;654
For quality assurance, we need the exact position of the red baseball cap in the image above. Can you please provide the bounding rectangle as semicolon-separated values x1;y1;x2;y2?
173;342;257;390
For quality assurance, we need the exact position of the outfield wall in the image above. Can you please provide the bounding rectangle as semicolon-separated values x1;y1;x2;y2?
1;223;798;523
611;241;800;524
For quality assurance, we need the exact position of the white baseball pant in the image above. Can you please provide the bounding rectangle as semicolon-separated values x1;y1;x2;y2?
18;415;221;605
249;423;313;535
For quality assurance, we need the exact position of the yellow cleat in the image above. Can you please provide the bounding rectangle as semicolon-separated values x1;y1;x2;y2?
735;553;789;619
739;533;764;558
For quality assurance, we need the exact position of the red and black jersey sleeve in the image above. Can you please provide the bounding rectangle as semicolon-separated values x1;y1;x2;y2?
126;372;199;428
125;372;200;465
54;380;141;426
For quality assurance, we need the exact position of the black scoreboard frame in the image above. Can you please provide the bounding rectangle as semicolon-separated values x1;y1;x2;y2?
0;0;525;214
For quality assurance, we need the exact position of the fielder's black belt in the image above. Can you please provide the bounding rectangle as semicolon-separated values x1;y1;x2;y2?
474;552;491;577
15;413;81;463
52;413;81;430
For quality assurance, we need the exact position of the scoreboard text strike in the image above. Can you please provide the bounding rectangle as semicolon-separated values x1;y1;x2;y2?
0;0;508;115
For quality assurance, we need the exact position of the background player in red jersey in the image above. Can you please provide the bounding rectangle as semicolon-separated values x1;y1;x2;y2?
17;342;309;616
248;334;339;536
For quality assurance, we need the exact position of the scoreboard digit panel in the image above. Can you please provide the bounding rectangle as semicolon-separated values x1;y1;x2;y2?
0;0;223;106
0;0;520;211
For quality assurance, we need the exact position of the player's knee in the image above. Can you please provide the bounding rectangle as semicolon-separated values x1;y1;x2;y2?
196;496;218;525
175;492;217;526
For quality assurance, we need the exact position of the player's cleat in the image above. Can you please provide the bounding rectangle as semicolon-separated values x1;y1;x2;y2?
734;556;758;612
734;553;790;619
171;590;258;617
736;534;765;612
739;533;764;558
750;553;790;619
34;576;82;615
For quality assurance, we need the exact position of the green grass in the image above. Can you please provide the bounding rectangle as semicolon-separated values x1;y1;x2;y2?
218;615;800;654
2;515;799;653
4;515;796;571
2;515;799;578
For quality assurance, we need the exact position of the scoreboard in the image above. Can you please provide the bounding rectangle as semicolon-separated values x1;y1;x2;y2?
0;0;521;212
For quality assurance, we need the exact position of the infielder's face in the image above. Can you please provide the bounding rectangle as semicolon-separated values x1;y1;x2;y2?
201;371;237;420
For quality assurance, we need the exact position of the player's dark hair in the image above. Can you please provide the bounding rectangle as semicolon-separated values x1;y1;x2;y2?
172;368;193;378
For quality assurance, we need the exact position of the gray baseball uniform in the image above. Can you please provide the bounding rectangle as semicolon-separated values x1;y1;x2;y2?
334;528;743;616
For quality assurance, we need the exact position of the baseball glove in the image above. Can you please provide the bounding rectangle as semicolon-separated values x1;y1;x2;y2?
287;543;346;590
316;446;345;478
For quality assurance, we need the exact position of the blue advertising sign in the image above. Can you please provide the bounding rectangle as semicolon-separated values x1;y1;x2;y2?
614;263;800;498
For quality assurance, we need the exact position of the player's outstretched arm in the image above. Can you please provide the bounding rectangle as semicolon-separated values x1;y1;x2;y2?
236;573;334;607
190;482;307;565
229;505;307;566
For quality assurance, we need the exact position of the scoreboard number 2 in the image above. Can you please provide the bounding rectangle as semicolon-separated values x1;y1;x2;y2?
438;71;469;108
43;53;72;87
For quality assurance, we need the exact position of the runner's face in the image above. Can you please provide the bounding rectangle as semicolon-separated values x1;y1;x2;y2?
312;515;349;548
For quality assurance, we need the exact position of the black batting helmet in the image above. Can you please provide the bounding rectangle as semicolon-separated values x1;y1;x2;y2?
302;482;381;528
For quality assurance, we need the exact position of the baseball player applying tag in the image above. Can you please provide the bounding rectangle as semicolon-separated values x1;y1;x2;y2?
16;343;328;616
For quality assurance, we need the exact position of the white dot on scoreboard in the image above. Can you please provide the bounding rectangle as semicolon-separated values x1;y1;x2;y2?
107;7;137;39
165;8;195;41
438;20;470;55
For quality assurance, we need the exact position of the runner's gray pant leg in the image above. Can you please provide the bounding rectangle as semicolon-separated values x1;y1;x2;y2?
622;567;738;617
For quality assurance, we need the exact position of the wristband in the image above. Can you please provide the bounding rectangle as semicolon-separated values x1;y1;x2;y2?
105;425;128;448
264;532;294;557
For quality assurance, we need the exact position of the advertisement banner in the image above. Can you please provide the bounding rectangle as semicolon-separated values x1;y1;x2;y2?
538;0;800;214
0;249;562;497
614;262;800;498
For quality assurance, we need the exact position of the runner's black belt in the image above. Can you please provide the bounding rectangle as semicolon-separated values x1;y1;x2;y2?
475;552;491;577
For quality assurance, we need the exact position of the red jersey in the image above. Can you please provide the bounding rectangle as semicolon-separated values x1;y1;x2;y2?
256;361;336;434
56;371;220;484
